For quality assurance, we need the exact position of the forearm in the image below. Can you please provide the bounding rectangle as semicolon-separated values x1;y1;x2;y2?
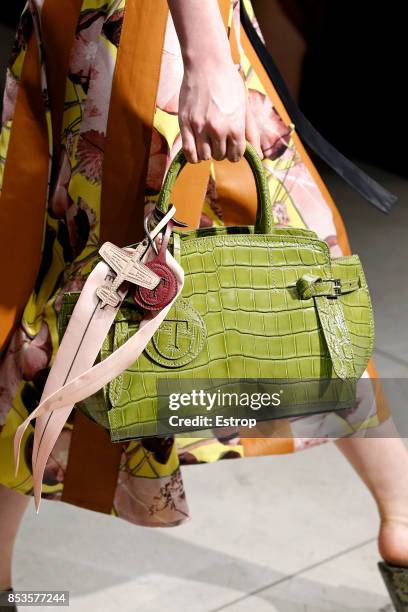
167;0;262;162
167;0;232;68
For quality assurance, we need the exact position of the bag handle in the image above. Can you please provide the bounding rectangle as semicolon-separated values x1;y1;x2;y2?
156;143;275;234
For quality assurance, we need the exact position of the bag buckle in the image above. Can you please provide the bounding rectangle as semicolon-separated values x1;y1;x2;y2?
333;279;342;296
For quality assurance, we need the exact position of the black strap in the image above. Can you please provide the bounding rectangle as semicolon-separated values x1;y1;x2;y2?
240;0;397;214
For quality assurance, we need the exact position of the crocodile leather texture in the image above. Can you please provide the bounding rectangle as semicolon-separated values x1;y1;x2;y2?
58;145;375;442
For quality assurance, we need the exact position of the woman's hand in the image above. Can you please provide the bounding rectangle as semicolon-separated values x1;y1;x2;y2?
168;0;262;163
179;58;262;163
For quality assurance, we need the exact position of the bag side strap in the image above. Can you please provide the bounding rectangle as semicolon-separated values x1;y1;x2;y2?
314;295;356;379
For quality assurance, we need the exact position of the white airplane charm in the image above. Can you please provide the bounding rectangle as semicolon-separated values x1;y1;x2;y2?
96;242;161;308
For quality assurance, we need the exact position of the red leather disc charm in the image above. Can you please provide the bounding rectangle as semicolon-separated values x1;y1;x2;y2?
133;260;177;311
133;219;177;311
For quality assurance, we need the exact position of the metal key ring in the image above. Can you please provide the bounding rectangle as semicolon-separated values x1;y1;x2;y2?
144;211;159;256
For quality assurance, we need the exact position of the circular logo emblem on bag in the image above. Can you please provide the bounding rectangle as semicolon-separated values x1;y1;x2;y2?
145;298;206;368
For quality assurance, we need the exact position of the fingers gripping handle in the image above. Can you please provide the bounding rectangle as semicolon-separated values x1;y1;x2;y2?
156;143;274;234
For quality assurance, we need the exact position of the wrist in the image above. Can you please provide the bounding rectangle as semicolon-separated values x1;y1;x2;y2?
182;40;233;71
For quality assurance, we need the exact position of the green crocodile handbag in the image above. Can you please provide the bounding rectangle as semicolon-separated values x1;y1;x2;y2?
59;144;374;441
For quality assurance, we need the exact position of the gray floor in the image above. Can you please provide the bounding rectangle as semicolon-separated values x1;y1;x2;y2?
1;20;407;612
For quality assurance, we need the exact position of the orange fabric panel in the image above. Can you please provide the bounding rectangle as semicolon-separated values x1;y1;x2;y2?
41;0;83;163
61;411;123;513
366;359;391;423
242;435;294;456
0;30;49;353
172;161;212;229
241;417;294;456
218;0;231;30
213;157;258;226
100;0;169;246
250;0;307;101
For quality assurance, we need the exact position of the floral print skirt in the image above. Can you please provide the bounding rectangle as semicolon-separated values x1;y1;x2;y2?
0;0;391;527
